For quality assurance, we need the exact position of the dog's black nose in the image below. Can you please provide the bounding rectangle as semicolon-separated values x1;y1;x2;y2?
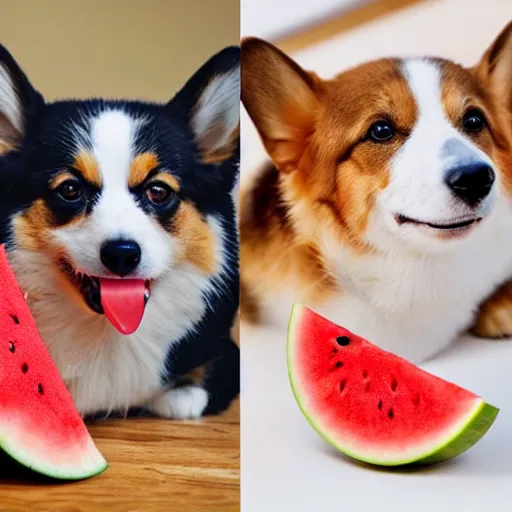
444;163;495;206
100;240;141;277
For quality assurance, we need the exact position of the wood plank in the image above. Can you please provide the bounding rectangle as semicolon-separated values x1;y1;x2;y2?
0;400;240;511
274;0;428;53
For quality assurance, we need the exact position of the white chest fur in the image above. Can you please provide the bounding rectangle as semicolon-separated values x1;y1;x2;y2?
261;203;512;363
9;250;210;416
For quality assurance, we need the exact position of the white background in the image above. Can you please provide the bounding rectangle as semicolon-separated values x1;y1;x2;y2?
241;0;373;39
241;0;512;510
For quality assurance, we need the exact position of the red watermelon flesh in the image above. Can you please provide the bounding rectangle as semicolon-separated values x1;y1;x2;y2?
287;304;499;466
0;245;107;480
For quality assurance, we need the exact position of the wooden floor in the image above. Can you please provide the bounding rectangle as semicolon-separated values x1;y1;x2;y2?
0;399;240;511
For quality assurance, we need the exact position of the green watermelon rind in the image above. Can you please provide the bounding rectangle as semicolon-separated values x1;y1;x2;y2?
287;303;500;467
0;244;108;481
0;433;108;481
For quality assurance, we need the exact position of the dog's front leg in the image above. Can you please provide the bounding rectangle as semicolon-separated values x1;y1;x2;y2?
472;280;512;338
149;335;240;420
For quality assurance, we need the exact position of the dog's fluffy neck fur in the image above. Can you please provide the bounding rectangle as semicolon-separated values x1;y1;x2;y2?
240;165;333;319
241;163;512;363
240;164;336;319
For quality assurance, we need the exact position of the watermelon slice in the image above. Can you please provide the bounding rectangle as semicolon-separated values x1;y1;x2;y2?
0;245;108;480
287;304;499;467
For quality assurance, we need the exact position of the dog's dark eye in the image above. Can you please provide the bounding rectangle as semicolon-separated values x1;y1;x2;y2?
368;121;394;142
57;180;82;201
145;182;173;204
463;109;486;133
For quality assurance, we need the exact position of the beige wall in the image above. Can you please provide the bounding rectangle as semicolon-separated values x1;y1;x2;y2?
0;0;239;102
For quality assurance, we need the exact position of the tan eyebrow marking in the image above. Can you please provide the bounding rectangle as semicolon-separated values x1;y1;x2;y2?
129;152;160;188
130;152;180;191
71;150;102;187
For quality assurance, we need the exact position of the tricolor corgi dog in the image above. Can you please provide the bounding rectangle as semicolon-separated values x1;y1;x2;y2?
0;45;240;418
240;22;512;363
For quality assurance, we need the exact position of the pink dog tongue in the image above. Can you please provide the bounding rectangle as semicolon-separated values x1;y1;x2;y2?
100;279;146;335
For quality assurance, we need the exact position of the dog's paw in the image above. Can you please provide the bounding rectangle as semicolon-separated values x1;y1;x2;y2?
472;282;512;338
150;386;209;420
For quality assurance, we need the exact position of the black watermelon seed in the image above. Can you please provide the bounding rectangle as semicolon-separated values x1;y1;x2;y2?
340;379;347;392
378;400;383;410
8;341;15;353
388;408;394;419
336;336;350;346
21;363;28;373
10;315;20;325
335;361;343;369
37;383;44;395
391;377;397;392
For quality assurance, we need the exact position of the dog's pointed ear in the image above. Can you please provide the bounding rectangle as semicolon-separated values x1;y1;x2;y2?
0;45;44;151
474;21;512;109
241;37;322;174
166;46;240;165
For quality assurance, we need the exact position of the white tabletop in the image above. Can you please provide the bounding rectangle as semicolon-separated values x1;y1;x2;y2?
241;324;512;511
240;1;512;509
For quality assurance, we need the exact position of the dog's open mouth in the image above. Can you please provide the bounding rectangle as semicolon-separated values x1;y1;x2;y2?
395;214;482;232
59;259;151;335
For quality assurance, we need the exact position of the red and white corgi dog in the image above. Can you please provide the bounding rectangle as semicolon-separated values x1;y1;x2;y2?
240;22;512;363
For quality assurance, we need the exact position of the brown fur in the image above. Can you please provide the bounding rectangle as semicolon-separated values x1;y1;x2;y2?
240;32;512;328
473;281;512;338
240;40;418;320
240;165;336;322
11;201;88;307
466;22;512;338
72;151;102;187
0;139;14;155
12;200;53;250
172;202;216;275
129;153;181;192
128;152;160;188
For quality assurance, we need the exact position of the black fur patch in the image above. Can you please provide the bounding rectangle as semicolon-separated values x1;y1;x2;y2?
0;44;241;418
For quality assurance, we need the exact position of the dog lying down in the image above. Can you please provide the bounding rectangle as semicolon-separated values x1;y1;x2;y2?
0;45;241;419
240;22;512;363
